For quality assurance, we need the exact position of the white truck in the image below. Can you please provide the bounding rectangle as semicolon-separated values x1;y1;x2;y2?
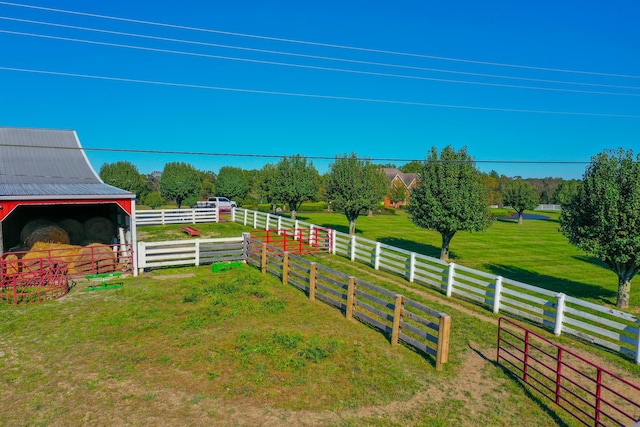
194;197;237;210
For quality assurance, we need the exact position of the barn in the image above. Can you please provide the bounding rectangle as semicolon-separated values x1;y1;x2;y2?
0;127;137;271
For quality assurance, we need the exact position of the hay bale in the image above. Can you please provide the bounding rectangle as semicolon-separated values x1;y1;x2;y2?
20;219;54;244
3;253;21;276
24;225;70;248
84;217;115;244
57;219;85;245
73;243;116;274
21;242;80;274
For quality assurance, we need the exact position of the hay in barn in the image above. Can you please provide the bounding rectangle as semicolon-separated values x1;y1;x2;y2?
21;242;80;274
84;217;115;244
57;218;86;245
3;253;21;276
25;225;70;248
73;243;116;274
20;219;54;244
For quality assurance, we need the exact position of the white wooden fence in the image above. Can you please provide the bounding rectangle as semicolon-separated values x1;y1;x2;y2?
232;207;640;363
136;208;218;226
137;237;243;271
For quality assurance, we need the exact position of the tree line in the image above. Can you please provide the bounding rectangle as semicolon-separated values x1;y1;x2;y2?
100;147;640;309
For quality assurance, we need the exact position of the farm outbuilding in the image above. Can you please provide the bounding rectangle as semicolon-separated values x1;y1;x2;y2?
0;127;137;267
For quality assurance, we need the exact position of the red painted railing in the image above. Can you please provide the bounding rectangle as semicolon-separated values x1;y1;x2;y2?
249;228;332;254
497;317;640;426
1;244;133;305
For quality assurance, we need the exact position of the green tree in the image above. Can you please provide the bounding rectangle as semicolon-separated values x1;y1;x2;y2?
159;162;201;208
560;148;640;309
552;179;581;206
271;155;319;220
326;154;387;235
216;166;248;204
387;182;408;208
144;191;164;209
199;170;216;200
503;179;540;224
99;161;147;197
400;160;422;174
407;146;491;260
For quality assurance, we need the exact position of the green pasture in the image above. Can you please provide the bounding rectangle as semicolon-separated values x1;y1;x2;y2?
1;265;584;426
293;209;638;312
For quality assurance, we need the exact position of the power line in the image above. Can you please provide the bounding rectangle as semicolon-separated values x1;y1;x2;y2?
2;66;639;118
2;16;639;91
0;143;592;164
0;1;638;79
2;29;639;98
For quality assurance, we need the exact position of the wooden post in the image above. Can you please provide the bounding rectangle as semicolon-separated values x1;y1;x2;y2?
266;213;271;231
391;294;403;345
346;277;356;320
261;243;267;274
554;293;566;336
374;242;381;270
243;209;248;226
436;315;451;371
309;262;317;301
350;235;356;261
493;276;503;314
277;216;282;235
231;207;236;223
137;241;146;274
282;252;289;285
446;262;456;297
194;240;200;266
331;229;337;255
408;253;416;283
253;211;258;228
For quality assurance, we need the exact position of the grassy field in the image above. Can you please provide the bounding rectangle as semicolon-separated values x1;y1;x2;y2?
2;264;593;426
293;209;639;312
3;215;640;425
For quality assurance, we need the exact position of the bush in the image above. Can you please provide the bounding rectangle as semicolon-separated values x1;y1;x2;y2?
144;191;164;209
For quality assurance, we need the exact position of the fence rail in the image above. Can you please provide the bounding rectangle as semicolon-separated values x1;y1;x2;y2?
246;238;451;370
137;237;244;271
136;208;219;225
232;207;640;363
497;317;640;427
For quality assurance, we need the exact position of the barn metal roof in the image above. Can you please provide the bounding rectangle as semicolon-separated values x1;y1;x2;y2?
0;127;135;200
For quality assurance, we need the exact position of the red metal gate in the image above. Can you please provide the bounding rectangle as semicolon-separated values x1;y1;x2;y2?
497;317;640;426
249;228;332;254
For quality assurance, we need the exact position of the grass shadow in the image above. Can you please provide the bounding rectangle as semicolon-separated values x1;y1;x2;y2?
468;344;573;427
377;237;448;260
484;264;616;305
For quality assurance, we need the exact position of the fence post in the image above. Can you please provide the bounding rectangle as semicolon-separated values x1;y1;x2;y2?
408;253;416;283
446;262;456;297
194;239;200;266
493;276;503;314
253;211;258;229
391;294;403;345
554;293;566;336
636;319;640;364
243;209;248;226
137;241;146;274
282;252;289;285
350;235;356;261
242;232;250;260
331;229;337;255
231;207;236;223
346;277;356;320
277;216;282;235
261;243;268;274
436;315;451;371
266;213;270;230
374;242;381;270
161;210;166;225
294;220;299;240
192;209;196;224
309;262;317;301
310;224;315;247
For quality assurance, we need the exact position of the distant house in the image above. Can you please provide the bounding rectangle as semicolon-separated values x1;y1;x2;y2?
382;168;419;208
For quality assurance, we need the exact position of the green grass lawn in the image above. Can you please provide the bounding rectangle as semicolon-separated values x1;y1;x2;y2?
292;209;637;312
1;265;588;426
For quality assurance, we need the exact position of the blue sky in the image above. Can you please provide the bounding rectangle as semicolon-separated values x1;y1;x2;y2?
1;0;639;179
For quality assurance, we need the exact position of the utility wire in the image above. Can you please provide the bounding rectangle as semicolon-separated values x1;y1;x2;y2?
0;143;592;164
2;16;638;91
2;66;639;118
2;29;638;98
0;0;637;79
